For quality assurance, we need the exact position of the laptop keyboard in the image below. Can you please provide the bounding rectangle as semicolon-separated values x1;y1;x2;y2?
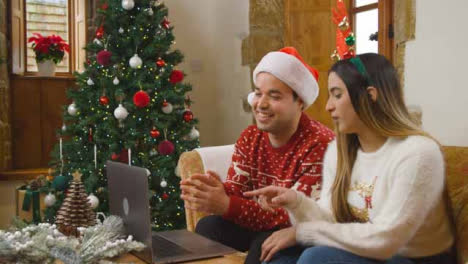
152;235;192;258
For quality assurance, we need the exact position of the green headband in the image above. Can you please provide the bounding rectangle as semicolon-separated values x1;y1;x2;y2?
349;57;372;85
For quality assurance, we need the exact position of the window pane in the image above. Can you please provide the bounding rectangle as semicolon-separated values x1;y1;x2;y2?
26;0;69;73
355;9;378;54
355;0;378;8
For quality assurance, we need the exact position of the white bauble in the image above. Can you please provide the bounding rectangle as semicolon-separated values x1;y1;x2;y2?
161;103;173;114
93;38;102;46
149;149;158;156
188;127;199;140
44;193;56;207
87;78;94;85
114;104;129;120
160;180;167;188
87;193;99;209
113;77;120;85
118;27;124;34
122;0;135;10
247;92;255;106
147;8;154;16
67;102;78;116
129;54;143;69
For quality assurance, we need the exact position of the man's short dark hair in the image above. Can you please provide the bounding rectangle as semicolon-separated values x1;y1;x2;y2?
292;91;299;101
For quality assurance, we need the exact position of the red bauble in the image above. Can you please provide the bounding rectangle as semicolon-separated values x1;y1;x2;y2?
100;3;108;10
133;90;150;108
156;58;166;67
99;95;109;105
95;25;104;39
158;140;175;155
119;148;129;163
97;50;112;66
343;50;355;59
162;100;169;107
169;70;184;84
161;18;170;29
183;110;194;122
150;129;160;138
111;153;119;160
162;193;169;200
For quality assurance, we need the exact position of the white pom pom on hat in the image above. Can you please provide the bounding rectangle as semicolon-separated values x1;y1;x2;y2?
250;47;320;109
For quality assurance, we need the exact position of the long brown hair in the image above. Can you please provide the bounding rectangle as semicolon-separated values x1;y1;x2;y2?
329;53;432;222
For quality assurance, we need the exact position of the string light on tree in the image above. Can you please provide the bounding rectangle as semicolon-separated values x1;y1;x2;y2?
118;27;124;34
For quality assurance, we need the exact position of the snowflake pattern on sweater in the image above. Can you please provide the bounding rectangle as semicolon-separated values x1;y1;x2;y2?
222;114;334;231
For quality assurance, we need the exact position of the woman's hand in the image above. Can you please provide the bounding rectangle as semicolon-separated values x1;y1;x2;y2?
260;226;297;262
244;186;298;210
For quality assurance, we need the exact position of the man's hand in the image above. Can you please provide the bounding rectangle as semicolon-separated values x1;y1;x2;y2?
260;226;297;262
244;185;298;209
180;170;230;215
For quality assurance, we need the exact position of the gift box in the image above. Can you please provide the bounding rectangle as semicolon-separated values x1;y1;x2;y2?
16;187;46;223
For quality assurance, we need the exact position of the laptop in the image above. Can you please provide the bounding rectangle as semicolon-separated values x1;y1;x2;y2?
106;161;237;264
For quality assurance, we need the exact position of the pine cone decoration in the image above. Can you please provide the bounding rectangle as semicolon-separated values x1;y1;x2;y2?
55;171;96;237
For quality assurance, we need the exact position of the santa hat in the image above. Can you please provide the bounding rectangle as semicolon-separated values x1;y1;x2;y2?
249;47;319;109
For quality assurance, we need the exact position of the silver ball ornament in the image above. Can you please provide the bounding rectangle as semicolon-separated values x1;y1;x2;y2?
68;102;78;116
114;104;129;120
87;193;99;209
161;103;173;114
188;127;200;140
160;180;167;188
129;54;143;69
122;0;135;10
44;193;56;207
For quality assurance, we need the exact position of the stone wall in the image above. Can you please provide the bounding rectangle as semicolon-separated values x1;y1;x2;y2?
241;0;284;112
394;0;416;91
0;0;12;170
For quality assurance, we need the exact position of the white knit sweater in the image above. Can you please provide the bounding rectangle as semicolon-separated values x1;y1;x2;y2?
287;136;454;260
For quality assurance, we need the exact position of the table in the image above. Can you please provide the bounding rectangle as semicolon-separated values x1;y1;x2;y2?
112;252;246;264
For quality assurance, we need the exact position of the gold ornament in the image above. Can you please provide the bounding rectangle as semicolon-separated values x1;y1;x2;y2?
338;16;350;31
330;50;340;61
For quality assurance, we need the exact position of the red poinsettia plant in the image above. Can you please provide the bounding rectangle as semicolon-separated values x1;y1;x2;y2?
28;33;70;64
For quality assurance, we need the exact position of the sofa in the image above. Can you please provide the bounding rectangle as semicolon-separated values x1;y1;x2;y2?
177;145;468;264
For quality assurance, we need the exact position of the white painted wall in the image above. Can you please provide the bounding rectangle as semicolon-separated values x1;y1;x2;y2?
165;0;252;146
405;0;468;146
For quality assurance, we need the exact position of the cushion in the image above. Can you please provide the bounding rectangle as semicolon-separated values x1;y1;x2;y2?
443;146;468;264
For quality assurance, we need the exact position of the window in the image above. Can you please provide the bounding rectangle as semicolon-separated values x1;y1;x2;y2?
10;0;86;76
26;0;70;73
349;0;393;60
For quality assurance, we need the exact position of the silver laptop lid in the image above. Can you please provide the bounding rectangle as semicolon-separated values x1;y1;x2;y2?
106;161;153;261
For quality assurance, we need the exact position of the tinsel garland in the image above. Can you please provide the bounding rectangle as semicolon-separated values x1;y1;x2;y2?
0;216;145;264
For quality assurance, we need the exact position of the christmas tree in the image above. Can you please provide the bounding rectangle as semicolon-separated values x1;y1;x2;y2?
44;0;200;231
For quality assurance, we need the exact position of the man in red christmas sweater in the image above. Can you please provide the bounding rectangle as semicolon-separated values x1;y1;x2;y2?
180;47;334;264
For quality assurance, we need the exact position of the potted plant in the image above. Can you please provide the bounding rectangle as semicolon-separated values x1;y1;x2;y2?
28;33;70;76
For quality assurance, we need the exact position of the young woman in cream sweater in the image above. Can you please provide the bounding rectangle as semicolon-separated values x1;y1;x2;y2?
245;53;454;264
